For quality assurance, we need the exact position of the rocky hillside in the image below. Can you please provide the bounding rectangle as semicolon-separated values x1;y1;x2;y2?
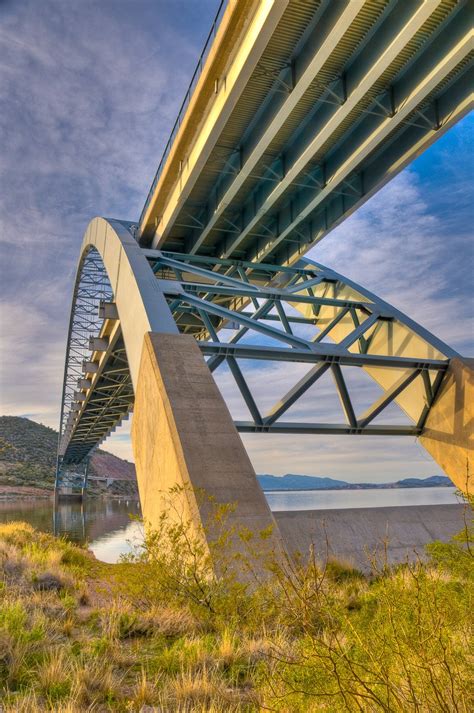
0;416;137;497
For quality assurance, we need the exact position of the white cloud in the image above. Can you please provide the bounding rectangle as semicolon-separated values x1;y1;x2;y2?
0;0;215;428
313;169;474;353
0;298;64;425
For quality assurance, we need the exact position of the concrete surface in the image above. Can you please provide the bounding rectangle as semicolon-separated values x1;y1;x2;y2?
132;332;285;564
274;504;467;571
420;357;474;492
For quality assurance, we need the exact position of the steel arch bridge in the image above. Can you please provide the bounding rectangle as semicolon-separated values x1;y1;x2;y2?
57;0;473;549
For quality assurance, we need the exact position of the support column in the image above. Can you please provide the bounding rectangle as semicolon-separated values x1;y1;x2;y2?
55;460;89;501
420;358;473;493
131;332;285;567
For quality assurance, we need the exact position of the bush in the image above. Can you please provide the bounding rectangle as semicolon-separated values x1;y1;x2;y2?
0;494;472;712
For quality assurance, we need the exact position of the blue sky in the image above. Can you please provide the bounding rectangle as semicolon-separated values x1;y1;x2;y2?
0;0;472;481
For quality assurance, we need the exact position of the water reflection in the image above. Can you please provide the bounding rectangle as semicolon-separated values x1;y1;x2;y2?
266;486;460;511
0;497;142;563
52;498;140;542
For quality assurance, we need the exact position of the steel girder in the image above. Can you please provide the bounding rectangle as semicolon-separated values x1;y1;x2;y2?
147;250;452;436
57;220;458;494
57;322;134;489
138;0;472;270
56;248;115;491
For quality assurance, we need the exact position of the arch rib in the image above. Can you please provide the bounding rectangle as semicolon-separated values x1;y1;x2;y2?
57;219;472;522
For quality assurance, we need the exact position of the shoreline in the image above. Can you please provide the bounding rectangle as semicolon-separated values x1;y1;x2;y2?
0;485;53;500
263;484;454;492
0;483;455;500
0;485;139;501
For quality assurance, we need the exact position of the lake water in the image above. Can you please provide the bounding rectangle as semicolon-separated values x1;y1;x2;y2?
0;487;460;563
266;486;460;511
0;498;144;564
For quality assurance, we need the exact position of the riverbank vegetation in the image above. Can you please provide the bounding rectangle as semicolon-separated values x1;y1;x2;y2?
0;496;472;711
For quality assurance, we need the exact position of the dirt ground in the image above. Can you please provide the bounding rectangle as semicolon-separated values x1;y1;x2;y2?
0;484;52;499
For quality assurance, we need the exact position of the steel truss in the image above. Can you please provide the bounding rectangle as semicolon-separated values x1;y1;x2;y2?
147;251;451;437
61;334;134;461
58;242;455;492
56;248;122;491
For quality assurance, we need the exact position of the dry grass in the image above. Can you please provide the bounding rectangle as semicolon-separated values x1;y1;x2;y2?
162;665;257;709
0;518;472;712
0;522;261;711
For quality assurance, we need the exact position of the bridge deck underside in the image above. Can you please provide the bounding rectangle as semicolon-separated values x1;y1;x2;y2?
139;0;472;271
61;332;134;465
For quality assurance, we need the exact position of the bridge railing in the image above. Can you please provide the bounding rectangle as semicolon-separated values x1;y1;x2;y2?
139;0;228;229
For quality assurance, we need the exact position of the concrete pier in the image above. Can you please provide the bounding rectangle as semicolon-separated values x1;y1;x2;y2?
132;332;285;562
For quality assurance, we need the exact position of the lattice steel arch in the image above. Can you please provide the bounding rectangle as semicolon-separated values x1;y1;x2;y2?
56;218;178;494
56;247;113;492
146;250;453;437
58;249;112;435
56;218;467;497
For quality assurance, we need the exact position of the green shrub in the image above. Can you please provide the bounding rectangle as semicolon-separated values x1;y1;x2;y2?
0;496;472;712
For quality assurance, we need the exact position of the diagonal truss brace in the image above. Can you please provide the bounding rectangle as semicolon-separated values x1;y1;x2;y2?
148;251;451;436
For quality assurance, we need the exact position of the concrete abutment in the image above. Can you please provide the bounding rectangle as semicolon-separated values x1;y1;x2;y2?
131;331;285;568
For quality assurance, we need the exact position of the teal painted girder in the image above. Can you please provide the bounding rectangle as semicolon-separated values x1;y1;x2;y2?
140;0;472;269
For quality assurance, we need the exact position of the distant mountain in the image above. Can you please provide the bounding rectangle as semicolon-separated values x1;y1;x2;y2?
257;473;452;491
1;417;452;499
395;476;451;488
89;450;136;482
258;474;349;491
0;416;137;497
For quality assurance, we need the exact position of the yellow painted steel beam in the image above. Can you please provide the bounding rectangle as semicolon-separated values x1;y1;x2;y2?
179;0;367;256
221;0;450;260
139;0;286;242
